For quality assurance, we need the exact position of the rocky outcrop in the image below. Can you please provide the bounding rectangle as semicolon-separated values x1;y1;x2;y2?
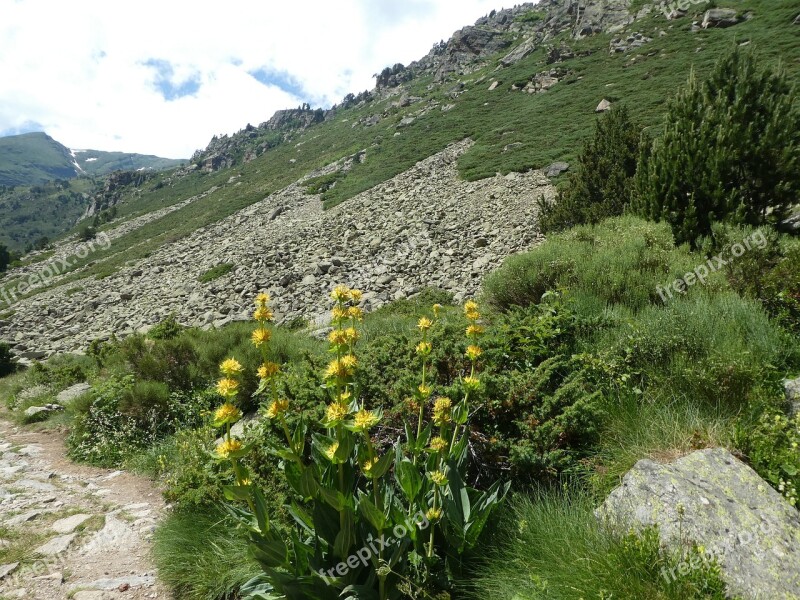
702;8;740;29
598;448;800;600
0;141;553;356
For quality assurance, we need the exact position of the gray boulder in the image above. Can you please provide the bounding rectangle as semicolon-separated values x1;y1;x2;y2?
56;382;91;404
703;8;739;29
544;162;570;178
597;448;800;599
596;99;612;113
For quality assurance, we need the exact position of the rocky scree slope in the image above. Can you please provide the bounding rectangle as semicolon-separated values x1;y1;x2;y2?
0;141;553;356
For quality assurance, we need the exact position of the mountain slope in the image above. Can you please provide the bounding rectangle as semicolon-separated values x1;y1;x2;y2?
0;0;798;355
0;132;185;187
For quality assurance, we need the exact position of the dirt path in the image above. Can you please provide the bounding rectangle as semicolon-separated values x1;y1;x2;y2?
0;416;172;600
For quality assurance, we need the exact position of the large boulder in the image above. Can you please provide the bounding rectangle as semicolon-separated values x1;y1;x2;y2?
597;448;800;599
787;375;800;416
703;8;740;29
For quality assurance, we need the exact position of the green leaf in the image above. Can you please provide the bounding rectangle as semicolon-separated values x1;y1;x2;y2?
250;535;288;569
358;496;386;531
319;486;346;511
223;484;252;503
395;458;422;501
252;487;271;534
369;452;394;480
453;399;469;425
334;510;355;558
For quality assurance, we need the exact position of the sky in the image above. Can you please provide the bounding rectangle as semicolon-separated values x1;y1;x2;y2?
0;0;503;158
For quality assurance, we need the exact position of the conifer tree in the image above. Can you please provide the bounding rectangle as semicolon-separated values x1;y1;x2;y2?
634;47;800;247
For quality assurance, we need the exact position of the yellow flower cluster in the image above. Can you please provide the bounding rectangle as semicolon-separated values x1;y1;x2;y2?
325;355;357;379
416;341;432;356
428;436;447;452
428;470;448;486
353;408;380;432
324;441;340;461
266;398;289;419
216;377;238;399
433;397;452;425
426;507;442;521
464;300;480;322
417;316;432;331
252;328;271;347
326;401;350;424
220;358;243;376
216;438;243;459
362;456;379;474
214;403;242;425
257;361;280;380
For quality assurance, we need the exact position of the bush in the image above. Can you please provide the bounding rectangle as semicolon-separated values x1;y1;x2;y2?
197;263;234;282
483;216;708;313
0;342;16;377
148;314;183;340
634;47;800;247
537;106;642;234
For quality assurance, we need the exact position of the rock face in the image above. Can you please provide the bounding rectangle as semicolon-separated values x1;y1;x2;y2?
786;375;800;416
0;141;553;356
597;448;800;600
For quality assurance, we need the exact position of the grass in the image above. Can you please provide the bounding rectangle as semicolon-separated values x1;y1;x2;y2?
197;263;234;283
153;508;260;600
469;490;730;600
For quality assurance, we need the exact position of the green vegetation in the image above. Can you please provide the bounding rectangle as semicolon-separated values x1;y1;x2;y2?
634;47;800;246
198;263;235;283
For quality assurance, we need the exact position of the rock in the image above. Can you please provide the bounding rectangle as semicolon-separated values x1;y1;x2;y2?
6;510;41;526
488;81;499;91
544;162;570;177
56;382;91;404
398;117;415;127
786;375;800;416
500;37;537;67
702;8;739;29
72;592;116;600
595;99;612;113
0;562;19;580
268;206;284;220
52;513;92;534
597;448;800;600
34;533;76;556
795;13;800;25
23;404;62;420
79;574;156;590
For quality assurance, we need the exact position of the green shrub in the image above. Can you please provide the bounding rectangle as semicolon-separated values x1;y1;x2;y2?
634;47;800;247
736;411;800;507
483;216;708;313
197;263;234;282
537;106;642;234
148;314;183;340
0;342;16;378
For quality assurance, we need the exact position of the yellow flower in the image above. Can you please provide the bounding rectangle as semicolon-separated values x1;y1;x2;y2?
326;401;349;423
254;306;274;322
465;345;482;360
465;309;480;322
353;409;380;432
429;437;447;452
466;324;485;337
215;438;243;459
432;304;442;317
337;389;352;403
257;362;280;380
214;403;242;425
416;341;432;356
426;507;442;521
251;327;271;347
418;383;432;398
255;292;271;306
433;397;452;424
341;354;357;370
417;317;432;331
363;456;379;474
266;398;289;419
330;285;351;302
463;376;480;391
331;305;349;321
348;306;364;321
239;478;253;486
220;358;243;376
428;470;448;486
350;289;363;302
344;327;359;343
216;378;239;398
328;329;348;345
324;441;340;461
464;300;479;314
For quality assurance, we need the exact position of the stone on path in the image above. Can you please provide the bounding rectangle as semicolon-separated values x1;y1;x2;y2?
51;513;92;534
33;533;76;556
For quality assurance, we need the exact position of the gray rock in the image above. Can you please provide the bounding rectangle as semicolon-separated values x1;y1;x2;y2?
786;375;800;417
268;206;284;220
597;448;800;600
52;513;92;534
78;574;156;590
596;99;612;112
34;533;76;556
56;382;91;404
702;8;739;29
544;162;570;177
23;406;53;419
0;562;18;580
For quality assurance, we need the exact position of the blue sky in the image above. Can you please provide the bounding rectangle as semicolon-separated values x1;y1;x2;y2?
0;0;503;158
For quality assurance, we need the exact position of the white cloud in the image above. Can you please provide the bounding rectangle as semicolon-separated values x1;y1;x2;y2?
0;0;502;158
